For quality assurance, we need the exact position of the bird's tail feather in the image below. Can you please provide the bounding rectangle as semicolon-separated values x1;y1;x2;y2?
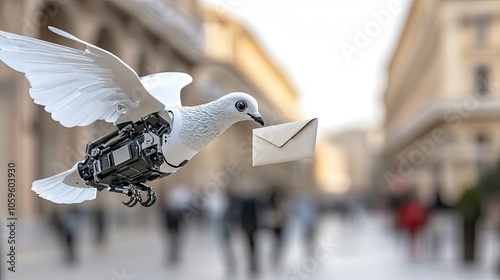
32;164;96;204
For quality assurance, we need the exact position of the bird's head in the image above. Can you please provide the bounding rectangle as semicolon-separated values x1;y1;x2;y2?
219;92;264;126
175;92;264;151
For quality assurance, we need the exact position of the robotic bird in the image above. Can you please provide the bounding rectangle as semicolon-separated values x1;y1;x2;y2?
0;27;264;207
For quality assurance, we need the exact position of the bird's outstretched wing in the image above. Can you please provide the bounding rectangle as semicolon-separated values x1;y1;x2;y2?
0;26;165;127
141;72;192;108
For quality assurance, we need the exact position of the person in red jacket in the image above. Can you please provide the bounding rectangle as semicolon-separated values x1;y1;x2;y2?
397;191;428;260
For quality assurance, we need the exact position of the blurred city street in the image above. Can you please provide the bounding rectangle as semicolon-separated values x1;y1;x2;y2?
8;210;499;280
1;1;500;280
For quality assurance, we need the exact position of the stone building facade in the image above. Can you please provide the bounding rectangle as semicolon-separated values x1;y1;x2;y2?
382;0;500;204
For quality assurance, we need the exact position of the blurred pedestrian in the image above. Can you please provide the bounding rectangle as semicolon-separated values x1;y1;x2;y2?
268;184;289;265
475;160;500;273
217;186;238;274
456;188;482;263
161;183;192;264
427;190;451;260
293;193;319;256
387;191;406;237
240;195;260;274
396;191;428;260
92;206;107;246
49;207;83;265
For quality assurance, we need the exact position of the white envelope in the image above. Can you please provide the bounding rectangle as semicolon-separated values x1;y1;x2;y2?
252;118;318;166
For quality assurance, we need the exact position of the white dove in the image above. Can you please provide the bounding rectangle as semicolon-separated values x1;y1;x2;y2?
0;27;264;207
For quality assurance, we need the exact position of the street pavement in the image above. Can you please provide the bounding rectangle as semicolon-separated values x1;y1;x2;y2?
4;211;500;280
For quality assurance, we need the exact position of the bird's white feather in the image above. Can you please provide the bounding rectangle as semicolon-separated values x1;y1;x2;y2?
178;100;239;151
0;27;165;127
141;72;192;106
32;165;96;204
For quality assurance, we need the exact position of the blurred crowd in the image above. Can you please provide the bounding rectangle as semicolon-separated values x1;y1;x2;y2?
37;170;500;278
157;178;325;276
43;176;326;277
386;161;500;270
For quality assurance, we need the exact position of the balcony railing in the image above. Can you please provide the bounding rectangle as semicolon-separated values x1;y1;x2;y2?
383;94;500;157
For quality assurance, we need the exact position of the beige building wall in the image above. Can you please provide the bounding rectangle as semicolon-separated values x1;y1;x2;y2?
329;129;383;196
382;0;500;204
315;141;350;195
202;7;303;122
197;7;316;195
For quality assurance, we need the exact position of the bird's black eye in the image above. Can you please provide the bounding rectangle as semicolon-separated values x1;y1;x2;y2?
235;100;247;112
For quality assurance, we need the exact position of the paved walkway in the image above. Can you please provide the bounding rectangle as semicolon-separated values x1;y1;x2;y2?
4;211;500;280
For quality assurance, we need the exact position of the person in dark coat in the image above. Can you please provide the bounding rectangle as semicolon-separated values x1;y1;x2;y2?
240;196;260;274
219;187;238;274
269;185;288;265
456;188;482;263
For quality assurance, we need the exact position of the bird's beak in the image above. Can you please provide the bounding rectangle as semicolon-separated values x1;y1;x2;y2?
248;112;264;126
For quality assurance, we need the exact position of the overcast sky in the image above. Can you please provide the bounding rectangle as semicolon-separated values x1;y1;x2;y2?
201;0;413;136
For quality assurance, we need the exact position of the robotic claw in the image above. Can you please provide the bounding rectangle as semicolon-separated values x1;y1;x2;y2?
107;183;157;207
77;114;171;207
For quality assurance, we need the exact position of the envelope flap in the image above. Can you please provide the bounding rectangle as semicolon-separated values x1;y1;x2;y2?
253;118;317;148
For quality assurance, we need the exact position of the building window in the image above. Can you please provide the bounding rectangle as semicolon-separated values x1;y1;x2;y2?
475;132;490;156
475;133;489;176
473;15;491;44
474;65;490;96
475;133;488;146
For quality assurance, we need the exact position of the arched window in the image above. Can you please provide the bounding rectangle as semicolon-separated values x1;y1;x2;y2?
473;14;491;44
474;132;489;175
